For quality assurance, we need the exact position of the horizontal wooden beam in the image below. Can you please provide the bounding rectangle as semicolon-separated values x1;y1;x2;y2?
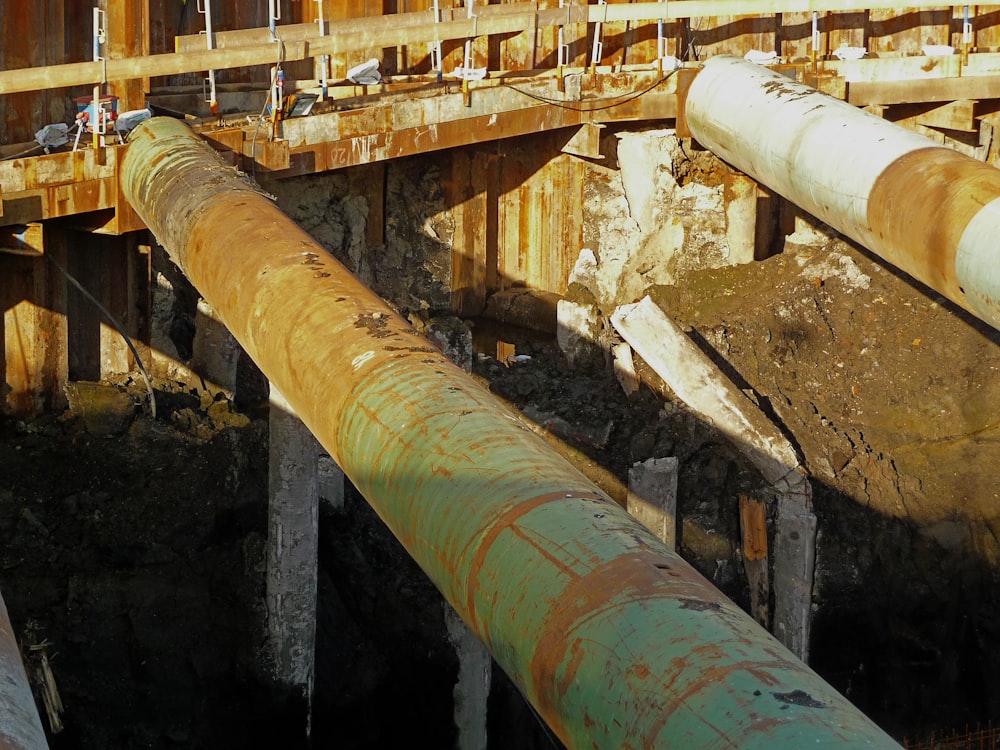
175;2;539;53
849;76;1000;105
913;99;978;132
1;3;983;98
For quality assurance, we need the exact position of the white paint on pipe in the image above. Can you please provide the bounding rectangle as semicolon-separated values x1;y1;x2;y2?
685;56;930;252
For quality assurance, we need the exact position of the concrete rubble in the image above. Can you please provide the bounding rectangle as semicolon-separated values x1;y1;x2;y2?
612;296;816;661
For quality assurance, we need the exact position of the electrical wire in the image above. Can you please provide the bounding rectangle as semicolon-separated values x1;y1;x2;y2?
501;68;676;112
45;252;157;419
1;143;44;161
685;17;705;62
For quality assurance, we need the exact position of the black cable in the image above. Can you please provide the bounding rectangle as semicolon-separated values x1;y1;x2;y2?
46;253;157;418
1;143;44;161
501;68;676;112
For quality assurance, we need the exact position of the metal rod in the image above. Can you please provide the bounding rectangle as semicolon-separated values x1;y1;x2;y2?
315;0;328;100
0;589;50;750
432;0;444;82
92;6;104;152
200;0;218;115
269;0;279;41
120;116;901;750
686;55;1000;333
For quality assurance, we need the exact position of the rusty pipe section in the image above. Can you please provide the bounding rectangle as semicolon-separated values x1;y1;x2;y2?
686;55;1000;330
0;590;49;750
121;117;899;749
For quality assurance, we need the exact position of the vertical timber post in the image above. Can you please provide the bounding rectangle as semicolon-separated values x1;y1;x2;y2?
449;148;488;317
65;231;148;383
0;226;68;418
266;385;320;733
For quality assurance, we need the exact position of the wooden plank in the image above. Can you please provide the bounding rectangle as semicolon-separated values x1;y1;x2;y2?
107;0;150;111
560;122;605;160
66;230;102;381
449;147;488;316
114;163;148;235
0;224;44;256
1;233;68;417
4;3;999;98
868;5;952;56
849;74;1000;105
100;237;133;378
675;67;700;139
739;494;770;629
910;98;978;131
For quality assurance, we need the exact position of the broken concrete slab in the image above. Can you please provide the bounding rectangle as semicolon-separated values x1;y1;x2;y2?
611;295;816;662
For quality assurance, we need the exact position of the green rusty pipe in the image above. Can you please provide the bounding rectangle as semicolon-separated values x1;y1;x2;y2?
121;117;898;749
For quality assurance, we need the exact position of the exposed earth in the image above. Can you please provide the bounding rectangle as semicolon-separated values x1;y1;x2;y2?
3;130;1000;747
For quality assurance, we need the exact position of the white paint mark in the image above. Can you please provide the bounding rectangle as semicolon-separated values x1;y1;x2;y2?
352;350;375;370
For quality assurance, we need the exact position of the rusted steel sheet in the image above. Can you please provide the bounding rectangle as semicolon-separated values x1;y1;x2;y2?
121;115;901;749
0;584;49;748
686;55;1000;332
868;6;951;56
0;146;130;229
0;0;82;144
279;103;587;174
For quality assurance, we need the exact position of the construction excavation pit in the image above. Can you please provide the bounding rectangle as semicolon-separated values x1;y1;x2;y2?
5;3;1000;749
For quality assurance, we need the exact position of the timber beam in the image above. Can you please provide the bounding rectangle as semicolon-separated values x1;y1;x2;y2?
1;2;994;98
0;146;140;233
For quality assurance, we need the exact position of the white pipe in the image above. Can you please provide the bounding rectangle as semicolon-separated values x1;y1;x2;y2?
463;0;473;76
200;0;218;114
657;0;666;61
315;0;328;100
557;0;568;68
591;0;606;70
432;0;444;79
269;0;279;41
686;55;1000;332
92;6;104;150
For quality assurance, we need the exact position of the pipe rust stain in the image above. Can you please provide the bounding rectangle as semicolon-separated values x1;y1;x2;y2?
528;552;812;745
868;146;1000;306
528;554;703;722
462;490;607;636
354;312;393;338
